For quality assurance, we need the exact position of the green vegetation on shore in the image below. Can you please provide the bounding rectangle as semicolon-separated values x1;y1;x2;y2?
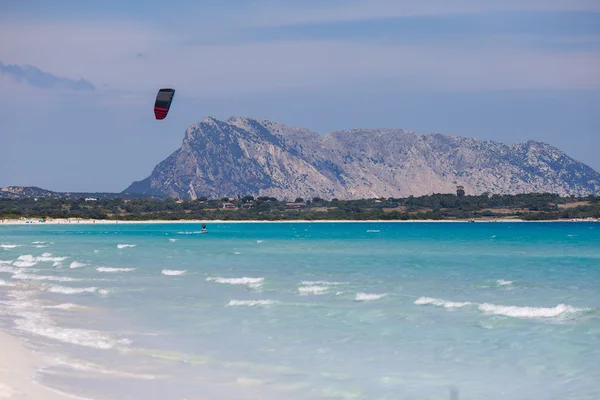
1;193;599;221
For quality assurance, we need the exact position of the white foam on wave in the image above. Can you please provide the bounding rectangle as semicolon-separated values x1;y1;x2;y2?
12;260;37;268
47;286;99;295
15;254;67;265
227;300;276;307
497;279;514;286
301;280;346;286
162;269;186;276
11;273;80;282
256;240;265;243
44;303;87;310
1;244;20;249
32;241;46;244
366;230;380;233
70;261;87;269
206;276;264;288
299;286;329;295
415;297;472;309
0;266;22;274
169;239;177;242
479;303;589;319
5;291;129;350
415;296;591;320
177;231;203;235
117;244;136;249
0;260;13;264
0;279;15;287
355;293;387;301
97;267;136;273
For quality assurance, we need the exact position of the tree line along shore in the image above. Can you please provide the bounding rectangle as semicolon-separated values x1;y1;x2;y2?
1;192;598;222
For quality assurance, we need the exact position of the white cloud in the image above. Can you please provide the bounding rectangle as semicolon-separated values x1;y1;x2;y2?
237;0;600;27
0;15;598;104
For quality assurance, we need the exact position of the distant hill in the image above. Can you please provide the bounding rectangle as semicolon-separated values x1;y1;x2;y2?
124;116;600;200
0;186;157;200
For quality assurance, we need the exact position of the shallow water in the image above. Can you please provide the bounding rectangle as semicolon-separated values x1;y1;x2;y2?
1;222;599;399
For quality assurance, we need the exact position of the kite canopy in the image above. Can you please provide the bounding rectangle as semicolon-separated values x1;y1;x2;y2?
154;88;175;120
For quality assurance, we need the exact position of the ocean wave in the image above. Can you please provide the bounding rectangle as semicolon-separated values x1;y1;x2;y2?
414;297;472;308
497;279;514;286
1;244;20;249
12;260;37;268
117;244;136;249
366;230;380;233
206;277;264;288
96;267;136;273
5;291;129;350
70;261;87;269
169;239;177;242
16;254;67;264
0;259;13;264
0;279;15;286
32;241;46;244
415;296;592;320
0;266;22;274
355;293;387;301
301;280;347;286
227;300;277;307
162;269;186;276
479;303;590;319
298;286;328;295
47;286;99;294
177;231;203;235
11;273;80;282
44;303;87;310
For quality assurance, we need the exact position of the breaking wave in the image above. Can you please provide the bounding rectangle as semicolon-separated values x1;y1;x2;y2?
206;277;264;288
299;286;329;295
70;261;87;269
47;286;100;295
11;273;80;282
117;244;136;249
96;267;136;273
415;296;592;320
162;269;186;276
355;293;387;301
227;300;277;307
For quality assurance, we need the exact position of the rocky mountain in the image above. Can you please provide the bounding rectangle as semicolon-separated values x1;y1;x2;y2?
124;116;600;200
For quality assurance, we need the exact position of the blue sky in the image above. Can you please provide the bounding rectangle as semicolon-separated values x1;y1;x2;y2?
1;1;599;192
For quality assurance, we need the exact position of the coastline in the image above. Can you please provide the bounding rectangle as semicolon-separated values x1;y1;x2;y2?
0;218;598;225
0;330;86;399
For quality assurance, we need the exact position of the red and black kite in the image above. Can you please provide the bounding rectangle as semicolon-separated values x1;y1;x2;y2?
154;88;175;120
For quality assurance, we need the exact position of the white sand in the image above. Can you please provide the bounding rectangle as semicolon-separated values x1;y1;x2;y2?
0;217;598;225
0;331;83;399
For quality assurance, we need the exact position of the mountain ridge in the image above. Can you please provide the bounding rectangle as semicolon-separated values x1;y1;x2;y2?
122;115;600;200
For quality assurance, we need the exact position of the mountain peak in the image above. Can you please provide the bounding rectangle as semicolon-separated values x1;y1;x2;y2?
125;117;600;200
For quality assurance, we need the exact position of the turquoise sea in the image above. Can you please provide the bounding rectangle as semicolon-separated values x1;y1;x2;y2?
1;222;599;400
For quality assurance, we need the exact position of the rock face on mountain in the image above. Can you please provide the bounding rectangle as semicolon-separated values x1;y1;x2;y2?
124;116;600;200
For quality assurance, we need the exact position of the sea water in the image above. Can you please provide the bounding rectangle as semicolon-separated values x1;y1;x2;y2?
0;222;599;400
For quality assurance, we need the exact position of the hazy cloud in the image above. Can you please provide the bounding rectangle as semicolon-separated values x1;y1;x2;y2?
0;60;95;91
238;0;600;27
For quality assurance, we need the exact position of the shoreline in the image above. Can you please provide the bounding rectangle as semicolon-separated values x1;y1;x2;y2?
0;218;598;225
0;330;86;400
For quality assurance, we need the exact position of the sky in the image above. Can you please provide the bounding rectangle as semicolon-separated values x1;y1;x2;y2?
1;0;599;192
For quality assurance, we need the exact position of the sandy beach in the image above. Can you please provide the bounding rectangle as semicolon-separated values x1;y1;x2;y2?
0;331;84;399
0;217;598;225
